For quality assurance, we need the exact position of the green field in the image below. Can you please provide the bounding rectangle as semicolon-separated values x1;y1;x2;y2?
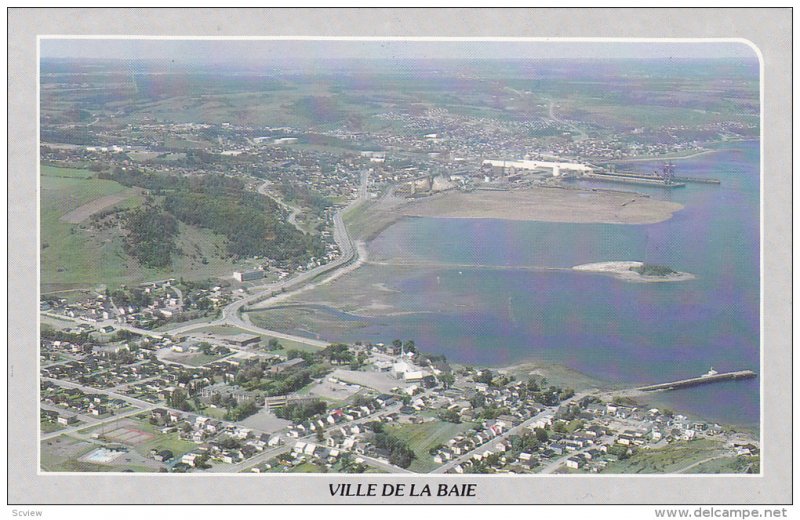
41;421;66;433
386;420;478;473
133;431;197;461
41;166;138;289
602;439;730;474
41;165;96;179
40;164;241;291
683;455;759;474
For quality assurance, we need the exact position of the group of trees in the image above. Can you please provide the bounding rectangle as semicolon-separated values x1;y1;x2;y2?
166;389;192;411
278;181;332;216
631;263;677;276
164;186;325;262
107;167;325;267
122;204;179;268
225;399;259;422
274;399;327;423
371;431;416;469
437;408;461;424
41;328;93;346
320;343;367;369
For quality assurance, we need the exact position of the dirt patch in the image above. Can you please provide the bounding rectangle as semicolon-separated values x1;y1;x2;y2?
402;187;683;225
347;186;683;242
60;193;132;224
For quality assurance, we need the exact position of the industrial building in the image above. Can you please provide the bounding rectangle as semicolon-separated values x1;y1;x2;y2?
233;269;264;282
482;159;594;177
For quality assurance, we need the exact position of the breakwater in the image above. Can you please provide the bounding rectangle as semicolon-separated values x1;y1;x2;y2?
638;370;757;392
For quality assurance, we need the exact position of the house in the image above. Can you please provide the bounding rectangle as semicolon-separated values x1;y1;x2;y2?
57;415;78;426
566;456;584;470
182;453;198;466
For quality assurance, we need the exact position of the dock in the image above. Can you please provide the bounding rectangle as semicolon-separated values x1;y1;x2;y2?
582;172;685;188
637;370;757;392
673;176;721;185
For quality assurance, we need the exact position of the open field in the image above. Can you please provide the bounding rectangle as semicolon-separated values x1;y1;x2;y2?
161;351;230;367
41;421;66;434
304;377;362;402
60;193;133;224
602;439;729;474
498;361;608;392
330;368;404;394
41;165;96;179
237;409;292;433
41;164;240;291
41;167;139;289
386;420;478;473
683;455;759;474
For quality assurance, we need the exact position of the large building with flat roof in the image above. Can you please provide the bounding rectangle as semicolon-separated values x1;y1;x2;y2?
233;269;264;282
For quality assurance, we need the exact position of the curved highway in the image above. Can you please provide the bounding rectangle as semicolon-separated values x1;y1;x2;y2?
165;171;369;347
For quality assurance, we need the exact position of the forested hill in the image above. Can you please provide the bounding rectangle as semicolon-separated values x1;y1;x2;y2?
164;190;320;260
104;169;323;268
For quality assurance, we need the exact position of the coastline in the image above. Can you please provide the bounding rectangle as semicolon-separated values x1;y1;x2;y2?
346;185;685;243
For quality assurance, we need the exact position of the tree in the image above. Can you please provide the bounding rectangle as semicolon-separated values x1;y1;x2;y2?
438;408;461;424
534;427;549;443
403;340;417;354
194;453;211;469
474;370;494;385
439;373;455;390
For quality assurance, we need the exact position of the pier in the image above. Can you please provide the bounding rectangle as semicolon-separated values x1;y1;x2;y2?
673;176;721;184
637;370;757;392
582;172;685;188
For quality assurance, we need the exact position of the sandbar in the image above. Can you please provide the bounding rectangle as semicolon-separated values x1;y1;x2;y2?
401;187;683;225
573;261;696;283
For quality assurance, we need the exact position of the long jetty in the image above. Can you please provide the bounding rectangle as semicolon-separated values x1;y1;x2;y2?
637;370;757;392
582;172;685;188
582;171;721;187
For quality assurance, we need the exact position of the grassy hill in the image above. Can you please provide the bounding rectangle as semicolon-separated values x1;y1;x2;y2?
40;165;239;292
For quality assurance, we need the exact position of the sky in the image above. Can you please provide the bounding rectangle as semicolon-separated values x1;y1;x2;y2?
40;39;759;64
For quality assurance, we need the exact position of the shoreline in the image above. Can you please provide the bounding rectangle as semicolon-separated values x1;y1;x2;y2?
605;138;757;164
346;184;685;244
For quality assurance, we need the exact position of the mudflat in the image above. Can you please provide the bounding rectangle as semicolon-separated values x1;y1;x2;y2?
402;187;683;225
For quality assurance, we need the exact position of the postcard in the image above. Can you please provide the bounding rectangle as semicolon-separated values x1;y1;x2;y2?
7;7;792;509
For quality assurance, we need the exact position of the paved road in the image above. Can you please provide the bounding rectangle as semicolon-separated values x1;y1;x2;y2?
257;181;305;235
166;171;369;344
548;99;588;142
358;453;414;474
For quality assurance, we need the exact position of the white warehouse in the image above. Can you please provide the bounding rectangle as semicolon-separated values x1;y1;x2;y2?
482;159;594;177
